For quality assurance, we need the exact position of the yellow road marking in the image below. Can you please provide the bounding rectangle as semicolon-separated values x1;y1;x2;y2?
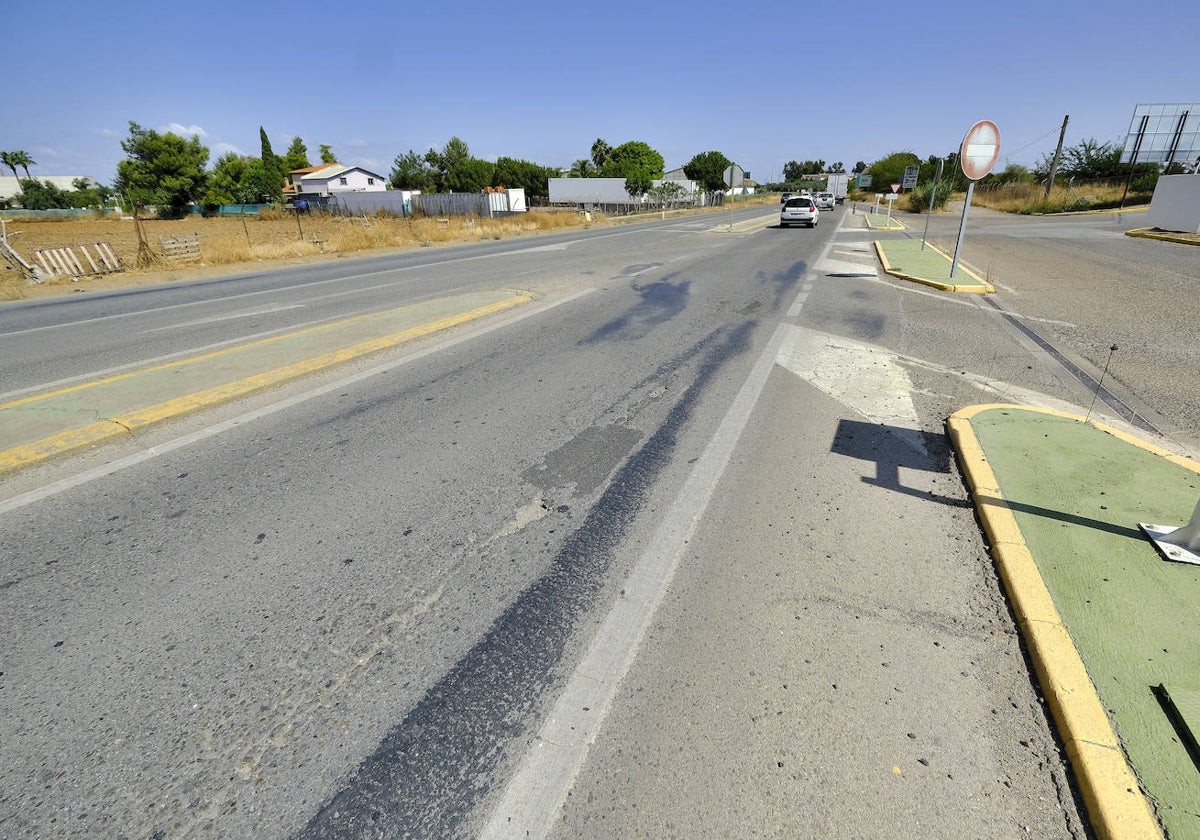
0;292;534;473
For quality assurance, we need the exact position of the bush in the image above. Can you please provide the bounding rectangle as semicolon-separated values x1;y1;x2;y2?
906;179;954;213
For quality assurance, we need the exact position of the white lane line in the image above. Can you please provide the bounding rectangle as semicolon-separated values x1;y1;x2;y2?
786;211;847;319
479;316;796;840
0;290;594;514
140;303;306;332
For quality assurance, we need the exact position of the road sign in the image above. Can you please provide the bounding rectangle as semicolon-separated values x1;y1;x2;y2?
723;164;744;188
952;120;1001;279
890;183;900;194
959;120;1001;181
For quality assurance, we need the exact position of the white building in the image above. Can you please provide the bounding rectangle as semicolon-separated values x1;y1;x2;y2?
0;175;97;200
288;164;387;197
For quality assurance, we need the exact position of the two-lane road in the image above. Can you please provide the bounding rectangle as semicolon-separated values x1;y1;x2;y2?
7;203;1193;837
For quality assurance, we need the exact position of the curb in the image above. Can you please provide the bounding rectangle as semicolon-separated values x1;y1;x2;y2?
1125;227;1200;247
873;241;994;294
946;404;1166;840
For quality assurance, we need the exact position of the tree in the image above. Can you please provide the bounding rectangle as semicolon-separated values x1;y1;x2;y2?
623;167;653;198
590;138;612;170
829;161;845;173
114;121;210;218
989;163;1035;185
282;137;310;174
492;157;556;200
568;159;594;178
648;179;687;210
14;178;72;210
69;178;111;208
448;158;495;194
389;149;436;191
4;150;35;178
202;152;256;206
424;137;493;193
599;141;664;181
319;144;336;164
864;151;921;194
782;160;804;182
683;150;732;192
852;161;867;174
258;127;287;193
242;162;285;205
1055;138;1124;179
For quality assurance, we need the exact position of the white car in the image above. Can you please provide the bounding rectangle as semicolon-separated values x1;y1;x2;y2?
815;191;836;210
780;196;818;228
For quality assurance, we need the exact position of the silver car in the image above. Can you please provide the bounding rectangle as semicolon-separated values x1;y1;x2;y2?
815;191;836;210
780;196;819;228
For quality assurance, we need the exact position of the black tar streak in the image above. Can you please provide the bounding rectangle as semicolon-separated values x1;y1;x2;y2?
295;321;755;840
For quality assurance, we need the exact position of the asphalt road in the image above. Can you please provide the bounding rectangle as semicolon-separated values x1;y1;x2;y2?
2;203;1194;838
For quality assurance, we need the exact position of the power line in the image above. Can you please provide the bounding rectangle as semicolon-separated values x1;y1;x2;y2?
1004;123;1067;163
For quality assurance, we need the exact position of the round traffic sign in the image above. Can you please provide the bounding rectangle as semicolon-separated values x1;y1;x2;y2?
959;120;1001;181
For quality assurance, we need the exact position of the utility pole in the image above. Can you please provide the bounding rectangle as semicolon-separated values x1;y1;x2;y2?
1044;114;1069;198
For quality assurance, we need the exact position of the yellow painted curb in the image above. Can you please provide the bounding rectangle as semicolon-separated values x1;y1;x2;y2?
1125;227;1200;246
0;291;535;474
946;404;1165;840
873;241;994;294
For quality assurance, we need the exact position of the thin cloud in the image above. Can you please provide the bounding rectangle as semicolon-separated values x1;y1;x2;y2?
163;123;208;138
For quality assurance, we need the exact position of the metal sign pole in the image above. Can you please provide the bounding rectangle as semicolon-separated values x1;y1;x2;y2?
921;159;943;251
950;180;975;278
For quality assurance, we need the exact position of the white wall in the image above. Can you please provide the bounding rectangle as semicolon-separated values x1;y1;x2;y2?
1147;175;1200;233
549;177;697;204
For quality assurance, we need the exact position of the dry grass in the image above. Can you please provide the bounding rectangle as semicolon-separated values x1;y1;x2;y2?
965;182;1151;214
0;208;597;301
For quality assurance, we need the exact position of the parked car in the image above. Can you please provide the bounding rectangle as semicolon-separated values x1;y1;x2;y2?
815;191;836;210
780;195;819;228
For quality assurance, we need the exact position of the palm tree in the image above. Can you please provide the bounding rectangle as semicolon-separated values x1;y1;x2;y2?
0;151;17;179
11;150;35;179
590;139;611;171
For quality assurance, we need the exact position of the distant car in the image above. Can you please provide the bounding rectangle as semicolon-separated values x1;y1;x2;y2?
780;192;794;203
815;191;836;210
780;196;818;228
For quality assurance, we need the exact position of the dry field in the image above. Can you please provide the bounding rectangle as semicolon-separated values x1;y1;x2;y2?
0;209;595;301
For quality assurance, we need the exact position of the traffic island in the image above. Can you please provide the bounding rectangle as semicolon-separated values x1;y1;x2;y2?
947;404;1200;840
1126;227;1200;246
874;238;994;294
864;212;905;231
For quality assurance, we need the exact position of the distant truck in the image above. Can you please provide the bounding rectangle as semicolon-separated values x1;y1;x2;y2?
826;173;848;203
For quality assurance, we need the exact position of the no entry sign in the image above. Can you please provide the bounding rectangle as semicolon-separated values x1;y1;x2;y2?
959;120;1001;181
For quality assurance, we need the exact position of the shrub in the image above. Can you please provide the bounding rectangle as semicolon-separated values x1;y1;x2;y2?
906;179;954;213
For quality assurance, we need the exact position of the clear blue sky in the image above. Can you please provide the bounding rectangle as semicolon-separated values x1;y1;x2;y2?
5;0;1198;185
